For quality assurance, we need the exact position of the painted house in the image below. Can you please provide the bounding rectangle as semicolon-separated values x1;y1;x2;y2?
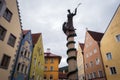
44;49;61;80
30;33;44;80
100;4;120;80
13;30;33;80
84;30;106;80
0;0;22;79
77;43;85;80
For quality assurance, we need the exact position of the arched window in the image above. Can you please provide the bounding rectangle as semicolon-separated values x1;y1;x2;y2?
21;64;24;73
24;50;27;57
25;66;28;74
17;63;21;71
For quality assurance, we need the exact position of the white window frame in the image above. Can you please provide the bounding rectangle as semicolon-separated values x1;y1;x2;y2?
98;70;103;77
116;34;120;42
106;52;112;60
94;48;97;53
96;58;100;65
110;67;117;75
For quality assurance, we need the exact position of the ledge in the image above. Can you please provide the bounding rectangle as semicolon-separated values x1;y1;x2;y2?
67;56;76;63
67;33;77;40
67;48;76;55
67;68;78;77
66;41;76;47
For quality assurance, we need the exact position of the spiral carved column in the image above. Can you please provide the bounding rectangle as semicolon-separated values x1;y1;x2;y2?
66;30;78;80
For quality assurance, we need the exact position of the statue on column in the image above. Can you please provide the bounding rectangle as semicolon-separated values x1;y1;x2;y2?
62;8;77;34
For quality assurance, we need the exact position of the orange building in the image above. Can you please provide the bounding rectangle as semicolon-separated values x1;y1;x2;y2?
83;30;106;80
44;49;61;80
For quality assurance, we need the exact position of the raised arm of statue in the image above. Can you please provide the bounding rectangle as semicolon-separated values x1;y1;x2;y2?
73;8;77;16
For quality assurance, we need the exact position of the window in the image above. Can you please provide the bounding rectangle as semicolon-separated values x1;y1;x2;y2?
106;52;112;60
89;52;92;56
96;58;100;65
24;50;27;57
38;47;42;55
21;64;24;73
0;25;6;40
50;58;54;63
44;75;46;79
0;0;6;16
90;73;93;79
116;34;120;41
93;72;97;78
94;48;97;53
50;74;53;80
38;62;40;68
98;70;103;77
7;34;16;47
45;58;48;64
17;63;21;71
0;1;3;11
34;58;36;65
85;63;88;68
3;8;12;22
28;51;30;58
90;61;93;67
86;74;89;80
50;66;54;71
44;66;47;71
110;67;117;75
0;54;11;69
25;66;28;74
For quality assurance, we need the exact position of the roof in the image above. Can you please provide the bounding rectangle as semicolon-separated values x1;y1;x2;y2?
23;30;30;35
32;33;41;45
59;66;68;72
87;30;104;41
59;72;68;79
79;43;84;51
44;52;61;63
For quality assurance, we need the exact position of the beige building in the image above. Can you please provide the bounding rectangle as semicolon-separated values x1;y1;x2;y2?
77;43;85;80
0;0;22;79
100;4;120;80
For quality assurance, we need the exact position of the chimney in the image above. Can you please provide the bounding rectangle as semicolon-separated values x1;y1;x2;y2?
47;48;50;53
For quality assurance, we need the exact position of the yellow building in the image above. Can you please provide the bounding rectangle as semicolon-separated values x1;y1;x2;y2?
100;5;120;80
77;43;85;80
0;0;22;80
30;33;44;80
44;49;61;80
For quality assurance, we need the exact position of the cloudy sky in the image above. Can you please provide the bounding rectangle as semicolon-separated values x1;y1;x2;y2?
18;0;120;67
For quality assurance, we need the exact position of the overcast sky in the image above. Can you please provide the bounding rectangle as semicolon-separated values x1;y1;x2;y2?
18;0;120;67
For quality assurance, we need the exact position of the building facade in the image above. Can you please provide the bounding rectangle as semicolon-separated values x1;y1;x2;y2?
29;33;44;80
59;66;68;80
77;43;85;80
44;49;61;80
13;30;33;80
100;5;120;80
84;30;106;80
0;0;22;79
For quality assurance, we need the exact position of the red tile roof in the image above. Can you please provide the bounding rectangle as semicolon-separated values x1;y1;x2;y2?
79;43;84;51
23;30;30;35
88;30;104;41
44;52;61;63
32;33;41;45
